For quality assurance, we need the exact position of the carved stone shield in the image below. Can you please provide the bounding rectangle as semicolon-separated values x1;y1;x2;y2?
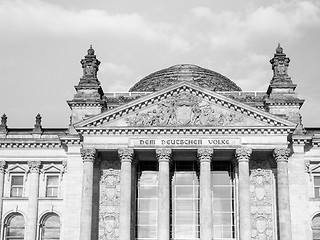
176;105;192;125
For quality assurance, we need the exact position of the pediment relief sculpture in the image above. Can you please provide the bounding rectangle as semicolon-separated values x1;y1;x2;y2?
125;92;248;127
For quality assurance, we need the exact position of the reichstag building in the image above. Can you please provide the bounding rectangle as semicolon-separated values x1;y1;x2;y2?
0;45;319;240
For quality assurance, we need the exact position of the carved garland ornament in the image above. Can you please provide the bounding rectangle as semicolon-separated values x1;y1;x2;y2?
125;92;244;127
197;148;213;163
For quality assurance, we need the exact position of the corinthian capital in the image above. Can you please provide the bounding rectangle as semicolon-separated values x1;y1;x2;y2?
156;148;172;163
273;148;291;163
0;161;6;173
235;148;252;163
28;160;41;173
197;148;213;163
118;148;134;163
81;148;97;163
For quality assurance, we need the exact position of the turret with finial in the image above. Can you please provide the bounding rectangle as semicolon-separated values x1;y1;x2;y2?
0;114;8;132
269;43;292;84
32;113;42;134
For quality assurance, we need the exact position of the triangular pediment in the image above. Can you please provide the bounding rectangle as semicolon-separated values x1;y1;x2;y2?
75;82;296;130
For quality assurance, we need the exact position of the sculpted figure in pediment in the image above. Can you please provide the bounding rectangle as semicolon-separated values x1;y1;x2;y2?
125;91;244;127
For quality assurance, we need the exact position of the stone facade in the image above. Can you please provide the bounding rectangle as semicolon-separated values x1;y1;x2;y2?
0;45;319;240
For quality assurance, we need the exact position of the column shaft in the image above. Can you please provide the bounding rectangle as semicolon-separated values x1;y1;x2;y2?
198;148;213;240
274;148;292;240
235;148;252;240
119;148;134;240
80;148;97;240
26;161;41;240
156;148;171;240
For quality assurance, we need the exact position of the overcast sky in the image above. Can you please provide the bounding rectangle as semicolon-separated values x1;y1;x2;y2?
0;0;319;128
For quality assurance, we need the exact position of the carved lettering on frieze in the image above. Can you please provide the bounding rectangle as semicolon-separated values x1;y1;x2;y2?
99;166;120;240
125;92;244;127
250;162;275;240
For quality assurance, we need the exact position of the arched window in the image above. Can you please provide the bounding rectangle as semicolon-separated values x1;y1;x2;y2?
40;213;61;240
312;214;320;240
4;213;25;240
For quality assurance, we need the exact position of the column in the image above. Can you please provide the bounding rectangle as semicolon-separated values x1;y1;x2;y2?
80;148;97;240
156;148;172;240
118;148;134;240
197;148;213;240
274;148;292;240
26;160;41;240
0;161;6;231
235;147;252;240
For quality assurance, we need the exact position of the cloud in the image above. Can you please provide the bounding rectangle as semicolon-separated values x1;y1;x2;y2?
0;0;190;52
99;62;137;92
190;1;320;50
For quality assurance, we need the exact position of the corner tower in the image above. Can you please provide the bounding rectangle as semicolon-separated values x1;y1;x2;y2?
265;44;304;124
67;46;106;129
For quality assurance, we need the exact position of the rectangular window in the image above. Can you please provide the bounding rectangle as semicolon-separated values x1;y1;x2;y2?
211;161;235;240
46;176;59;197
314;176;320;198
171;161;200;240
10;176;24;197
136;161;158;240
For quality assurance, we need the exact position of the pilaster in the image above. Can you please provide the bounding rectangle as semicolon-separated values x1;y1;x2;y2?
26;160;41;240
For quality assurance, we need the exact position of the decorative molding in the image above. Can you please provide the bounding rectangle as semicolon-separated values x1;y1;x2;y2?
235;148;252;163
0;161;6;173
273;148;290;163
0;141;61;148
156;148;172;163
80;148;97;163
27;160;41;173
78;127;292;136
250;163;275;240
118;148;134;163
197;148;213;163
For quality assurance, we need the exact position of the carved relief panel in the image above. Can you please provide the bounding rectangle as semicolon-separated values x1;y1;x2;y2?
250;159;276;240
99;160;121;240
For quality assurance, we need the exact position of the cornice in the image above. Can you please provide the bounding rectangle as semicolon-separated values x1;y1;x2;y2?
67;100;106;108
77;126;293;135
60;135;82;145
0;140;61;148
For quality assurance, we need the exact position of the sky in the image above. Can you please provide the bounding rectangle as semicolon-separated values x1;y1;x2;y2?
0;0;320;128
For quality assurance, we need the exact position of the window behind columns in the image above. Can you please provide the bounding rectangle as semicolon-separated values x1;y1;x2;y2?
171;161;200;240
136;161;158;240
4;213;25;240
211;161;235;240
312;214;320;240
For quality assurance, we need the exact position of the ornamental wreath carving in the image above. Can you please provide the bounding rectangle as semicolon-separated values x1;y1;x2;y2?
125;92;244;127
